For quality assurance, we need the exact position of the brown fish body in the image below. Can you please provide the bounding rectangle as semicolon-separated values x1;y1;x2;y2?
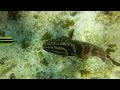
72;40;107;61
43;36;120;66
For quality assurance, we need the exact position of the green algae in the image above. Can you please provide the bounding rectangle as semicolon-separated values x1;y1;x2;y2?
40;58;49;67
107;43;117;48
36;71;51;79
70;11;78;16
59;60;86;79
106;44;117;55
33;14;39;19
80;69;91;77
21;40;30;50
102;11;110;15
41;31;52;41
0;57;8;65
62;19;75;29
7;11;21;20
0;31;5;36
96;11;120;26
52;16;75;30
24;63;32;69
10;73;17;79
37;51;43;57
0;64;17;77
106;48;116;54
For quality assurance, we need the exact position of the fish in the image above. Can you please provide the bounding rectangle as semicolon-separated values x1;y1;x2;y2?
43;36;120;66
0;37;14;46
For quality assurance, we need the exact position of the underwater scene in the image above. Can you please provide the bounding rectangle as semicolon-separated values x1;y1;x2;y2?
0;11;120;79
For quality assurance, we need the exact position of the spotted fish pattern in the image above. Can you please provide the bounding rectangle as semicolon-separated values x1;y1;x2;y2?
43;36;120;66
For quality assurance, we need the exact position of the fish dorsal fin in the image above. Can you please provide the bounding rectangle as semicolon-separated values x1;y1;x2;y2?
55;36;71;42
68;29;74;40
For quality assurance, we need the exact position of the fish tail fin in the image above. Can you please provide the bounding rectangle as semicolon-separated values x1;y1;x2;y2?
106;55;120;66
